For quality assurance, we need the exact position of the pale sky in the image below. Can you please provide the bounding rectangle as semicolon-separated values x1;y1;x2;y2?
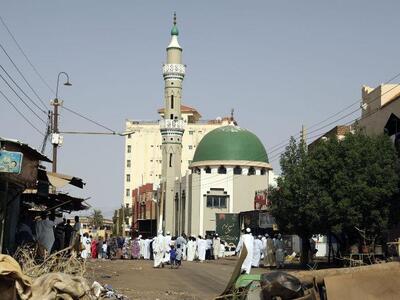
1;1;399;217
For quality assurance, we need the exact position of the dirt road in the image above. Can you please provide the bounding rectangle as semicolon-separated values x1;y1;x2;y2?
86;257;240;300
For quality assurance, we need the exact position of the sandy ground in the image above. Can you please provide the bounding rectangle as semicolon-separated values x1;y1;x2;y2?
85;257;246;300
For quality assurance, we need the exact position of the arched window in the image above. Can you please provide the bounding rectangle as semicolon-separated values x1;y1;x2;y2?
261;168;266;175
204;166;211;174
171;95;174;109
218;165;227;174
248;167;255;175
233;166;242;175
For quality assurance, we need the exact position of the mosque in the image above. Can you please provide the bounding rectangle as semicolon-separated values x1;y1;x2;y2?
155;14;273;237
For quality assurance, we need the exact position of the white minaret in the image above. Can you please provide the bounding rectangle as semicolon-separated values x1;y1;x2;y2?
159;13;185;234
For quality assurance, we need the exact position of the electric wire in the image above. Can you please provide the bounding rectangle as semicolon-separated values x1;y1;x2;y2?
0;42;48;110
0;15;55;95
0;64;46;114
0;89;45;136
0;72;47;124
62;105;117;134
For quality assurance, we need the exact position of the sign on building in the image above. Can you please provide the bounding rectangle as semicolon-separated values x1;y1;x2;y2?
0;150;23;174
216;213;240;245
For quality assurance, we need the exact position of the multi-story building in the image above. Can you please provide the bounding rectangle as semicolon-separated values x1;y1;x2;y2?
358;84;400;136
123;107;232;209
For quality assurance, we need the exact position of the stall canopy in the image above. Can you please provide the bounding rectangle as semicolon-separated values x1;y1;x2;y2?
46;172;85;189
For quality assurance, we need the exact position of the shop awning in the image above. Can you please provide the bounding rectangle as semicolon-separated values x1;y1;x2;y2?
46;172;85;189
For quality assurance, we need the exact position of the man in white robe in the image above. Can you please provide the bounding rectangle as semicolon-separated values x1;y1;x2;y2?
162;232;172;263
236;228;254;274
144;238;151;259
186;236;196;261
35;214;55;254
138;235;145;259
213;234;221;260
252;235;263;267
197;235;206;262
153;231;166;268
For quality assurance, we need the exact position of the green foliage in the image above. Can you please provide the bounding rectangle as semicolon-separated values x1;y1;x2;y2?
89;209;104;229
270;132;399;258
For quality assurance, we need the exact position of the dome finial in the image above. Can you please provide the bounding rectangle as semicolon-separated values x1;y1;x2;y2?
171;12;179;36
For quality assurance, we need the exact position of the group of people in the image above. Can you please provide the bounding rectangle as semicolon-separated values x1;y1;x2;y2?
17;213;81;255
236;228;285;274
82;231;227;268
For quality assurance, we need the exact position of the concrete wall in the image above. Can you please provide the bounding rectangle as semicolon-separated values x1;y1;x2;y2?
359;84;400;135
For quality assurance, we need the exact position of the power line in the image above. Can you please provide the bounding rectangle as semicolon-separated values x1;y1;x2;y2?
0;15;55;95
266;71;400;153
62;105;117;133
0;64;46;114
0;72;47;124
0;89;45;136
0;42;48;110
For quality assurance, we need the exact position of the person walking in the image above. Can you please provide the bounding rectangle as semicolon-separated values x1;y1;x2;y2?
187;236;196;261
64;219;73;248
213;234;221;260
35;212;55;254
197;235;207;262
236;228;254;274
153;231;166;268
252;235;263;267
275;234;285;269
54;218;66;251
263;234;276;268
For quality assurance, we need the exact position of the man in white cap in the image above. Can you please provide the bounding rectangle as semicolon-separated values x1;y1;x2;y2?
153;230;166;268
236;228;254;274
213;233;221;260
163;231;172;264
252;235;263;267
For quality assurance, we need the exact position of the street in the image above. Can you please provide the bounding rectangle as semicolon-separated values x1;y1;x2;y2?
86;257;243;300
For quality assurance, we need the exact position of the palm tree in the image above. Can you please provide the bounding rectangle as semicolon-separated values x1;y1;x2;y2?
89;209;104;229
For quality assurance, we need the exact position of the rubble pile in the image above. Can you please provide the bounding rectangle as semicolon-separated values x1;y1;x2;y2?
0;254;129;300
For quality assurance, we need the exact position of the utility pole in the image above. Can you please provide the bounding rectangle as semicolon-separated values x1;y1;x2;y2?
50;72;72;174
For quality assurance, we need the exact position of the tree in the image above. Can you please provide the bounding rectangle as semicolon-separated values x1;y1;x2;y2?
270;132;399;264
269;137;320;264
89;209;104;229
310;132;399;248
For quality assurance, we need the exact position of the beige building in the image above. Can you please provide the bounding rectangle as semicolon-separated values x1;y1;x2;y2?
172;125;273;236
123;107;232;208
358;84;400;135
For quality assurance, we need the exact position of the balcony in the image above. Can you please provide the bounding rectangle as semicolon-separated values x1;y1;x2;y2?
159;119;186;130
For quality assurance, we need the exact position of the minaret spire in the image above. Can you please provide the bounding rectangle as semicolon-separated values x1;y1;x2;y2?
160;14;185;234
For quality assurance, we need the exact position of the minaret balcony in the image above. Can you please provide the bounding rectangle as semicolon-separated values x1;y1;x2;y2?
162;64;185;80
159;119;186;130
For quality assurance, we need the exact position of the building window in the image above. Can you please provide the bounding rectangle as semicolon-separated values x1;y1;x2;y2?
126;189;130;197
188;145;193;150
189;130;194;135
169;153;173;167
127;160;131;168
188;160;192;165
171;95;174;109
261;168;266;175
233;166;242;175
127;145;131;153
126;174;131;182
206;195;228;208
204;166;211;174
218;165;227;174
170;114;174;119
248;167;256;175
127;134;131;139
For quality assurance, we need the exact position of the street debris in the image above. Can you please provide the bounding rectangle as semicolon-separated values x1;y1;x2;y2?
0;253;130;300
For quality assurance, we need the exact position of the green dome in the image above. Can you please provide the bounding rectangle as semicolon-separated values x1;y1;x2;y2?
192;125;269;164
171;25;179;36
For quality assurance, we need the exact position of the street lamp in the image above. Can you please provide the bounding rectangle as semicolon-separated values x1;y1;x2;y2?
51;72;72;174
